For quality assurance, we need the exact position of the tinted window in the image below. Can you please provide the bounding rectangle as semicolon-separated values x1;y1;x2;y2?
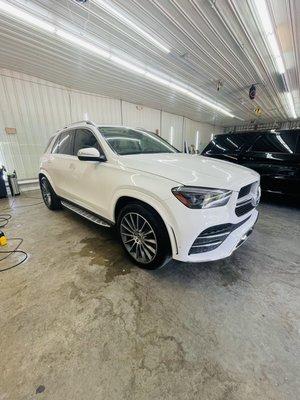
58;130;74;155
204;134;249;155
51;135;61;154
74;129;102;155
51;131;74;155
295;133;300;154
99;127;178;155
251;133;297;154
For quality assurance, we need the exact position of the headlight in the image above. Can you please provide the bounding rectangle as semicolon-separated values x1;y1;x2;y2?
172;186;232;209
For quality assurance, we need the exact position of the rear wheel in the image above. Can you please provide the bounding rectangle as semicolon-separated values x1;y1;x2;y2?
117;203;171;269
40;176;61;210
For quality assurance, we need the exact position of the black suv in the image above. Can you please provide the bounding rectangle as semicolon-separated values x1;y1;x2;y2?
202;130;300;196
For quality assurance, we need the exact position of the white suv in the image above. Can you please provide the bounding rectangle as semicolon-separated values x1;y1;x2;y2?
40;121;260;269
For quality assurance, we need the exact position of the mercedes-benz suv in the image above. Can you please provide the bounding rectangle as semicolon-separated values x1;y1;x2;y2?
39;121;260;269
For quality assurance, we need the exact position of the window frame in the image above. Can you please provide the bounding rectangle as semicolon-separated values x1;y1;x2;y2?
294;132;300;154
51;129;75;156
247;133;297;154
73;128;106;157
98;127;180;156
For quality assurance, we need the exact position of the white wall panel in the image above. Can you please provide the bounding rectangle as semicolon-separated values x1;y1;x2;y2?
122;102;160;131
0;68;220;180
183;118;222;152
70;92;122;124
161;112;184;151
0;71;70;179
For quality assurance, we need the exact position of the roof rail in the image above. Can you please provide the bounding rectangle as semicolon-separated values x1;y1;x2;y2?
63;120;97;129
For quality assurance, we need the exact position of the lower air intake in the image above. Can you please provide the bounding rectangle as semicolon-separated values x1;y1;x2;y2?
189;216;250;255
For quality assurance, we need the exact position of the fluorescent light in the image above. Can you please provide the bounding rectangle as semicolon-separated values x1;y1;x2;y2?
145;73;235;117
253;0;297;118
0;0;238;119
170;126;174;145
195;130;200;151
253;0;285;74
93;0;170;53
56;29;110;58
0;0;55;32
110;55;145;75
285;93;297;119
144;72;169;86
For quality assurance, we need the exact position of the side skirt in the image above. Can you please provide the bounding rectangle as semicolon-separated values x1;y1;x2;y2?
60;199;114;228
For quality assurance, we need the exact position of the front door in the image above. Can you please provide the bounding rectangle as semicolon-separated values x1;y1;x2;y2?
239;132;299;195
67;128;110;217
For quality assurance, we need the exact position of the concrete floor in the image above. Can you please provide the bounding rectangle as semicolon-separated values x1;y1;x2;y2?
0;191;299;400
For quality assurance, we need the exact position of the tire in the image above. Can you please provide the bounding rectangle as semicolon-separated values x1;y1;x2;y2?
40;176;61;210
117;203;171;270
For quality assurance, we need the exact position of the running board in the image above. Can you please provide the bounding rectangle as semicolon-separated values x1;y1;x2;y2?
61;200;111;228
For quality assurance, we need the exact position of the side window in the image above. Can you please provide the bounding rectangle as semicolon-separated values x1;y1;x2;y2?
74;129;103;155
295;133;300;154
251;133;297;153
51;134;61;154
51;130;74;155
58;130;74;155
204;134;247;154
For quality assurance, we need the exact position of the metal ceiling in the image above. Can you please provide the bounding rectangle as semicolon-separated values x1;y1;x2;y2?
0;0;298;126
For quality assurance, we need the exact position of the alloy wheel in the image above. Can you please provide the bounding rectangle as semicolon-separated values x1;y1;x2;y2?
41;179;52;207
120;212;158;264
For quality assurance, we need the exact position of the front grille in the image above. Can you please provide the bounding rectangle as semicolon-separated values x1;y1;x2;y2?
235;201;254;217
238;183;252;198
235;182;259;217
189;216;250;255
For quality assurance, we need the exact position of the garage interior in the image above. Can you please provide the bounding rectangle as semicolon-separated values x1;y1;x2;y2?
0;1;299;399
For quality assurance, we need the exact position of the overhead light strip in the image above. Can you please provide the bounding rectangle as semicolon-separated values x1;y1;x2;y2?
285;93;297;120
0;0;238;119
93;0;171;54
253;0;297;119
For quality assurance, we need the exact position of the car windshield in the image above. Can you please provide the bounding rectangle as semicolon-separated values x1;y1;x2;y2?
99;127;179;155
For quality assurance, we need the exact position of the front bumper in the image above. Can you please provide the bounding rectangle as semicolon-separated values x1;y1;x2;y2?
165;192;259;263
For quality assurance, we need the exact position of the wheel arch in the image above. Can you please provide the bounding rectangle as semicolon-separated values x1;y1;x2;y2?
39;170;56;191
113;192;177;257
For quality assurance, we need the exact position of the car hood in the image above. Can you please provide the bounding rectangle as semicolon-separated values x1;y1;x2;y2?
119;153;259;191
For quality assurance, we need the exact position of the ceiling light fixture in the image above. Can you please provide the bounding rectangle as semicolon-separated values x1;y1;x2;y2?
285;92;297;120
0;0;238;119
253;0;297;119
253;0;285;74
0;0;55;32
56;29;110;58
93;0;171;54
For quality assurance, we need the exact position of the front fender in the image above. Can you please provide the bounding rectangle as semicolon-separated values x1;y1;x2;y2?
110;188;178;257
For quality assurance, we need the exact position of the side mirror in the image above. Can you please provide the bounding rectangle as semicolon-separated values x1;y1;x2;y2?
77;147;106;162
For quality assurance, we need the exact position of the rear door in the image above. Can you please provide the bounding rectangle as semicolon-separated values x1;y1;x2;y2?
48;129;76;197
240;131;299;194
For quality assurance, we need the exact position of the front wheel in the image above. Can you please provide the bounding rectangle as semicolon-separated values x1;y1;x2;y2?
117;203;171;270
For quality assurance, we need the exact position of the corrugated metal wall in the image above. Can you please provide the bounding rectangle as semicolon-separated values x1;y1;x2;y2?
161;112;184;150
70;92;122;124
0;69;221;180
183;118;218;152
122;102;161;132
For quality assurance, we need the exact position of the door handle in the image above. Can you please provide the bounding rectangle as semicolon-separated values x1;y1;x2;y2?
69;163;75;170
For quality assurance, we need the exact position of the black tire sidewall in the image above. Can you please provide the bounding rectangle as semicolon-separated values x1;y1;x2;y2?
117;203;171;270
40;177;61;210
